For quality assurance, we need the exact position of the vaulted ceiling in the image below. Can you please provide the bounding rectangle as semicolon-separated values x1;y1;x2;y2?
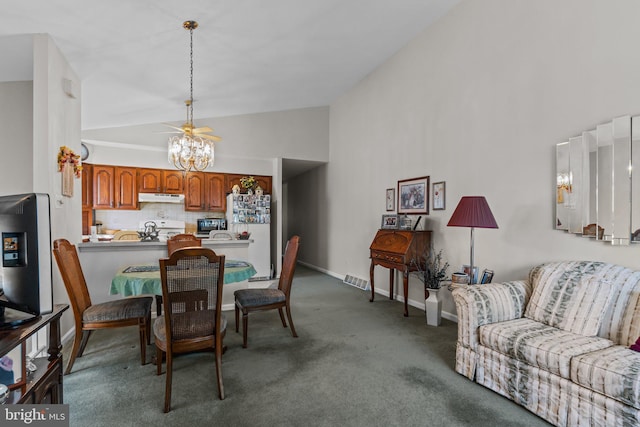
0;0;459;131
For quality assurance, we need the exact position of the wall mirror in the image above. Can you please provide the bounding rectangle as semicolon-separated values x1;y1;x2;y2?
555;115;635;245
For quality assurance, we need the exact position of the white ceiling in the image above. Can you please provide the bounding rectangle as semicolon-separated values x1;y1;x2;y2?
0;0;459;131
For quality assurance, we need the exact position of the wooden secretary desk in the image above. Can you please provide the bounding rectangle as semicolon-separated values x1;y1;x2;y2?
369;229;431;316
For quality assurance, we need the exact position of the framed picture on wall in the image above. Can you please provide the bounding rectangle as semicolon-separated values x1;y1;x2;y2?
432;181;446;210
381;214;399;229
397;176;429;214
386;188;395;211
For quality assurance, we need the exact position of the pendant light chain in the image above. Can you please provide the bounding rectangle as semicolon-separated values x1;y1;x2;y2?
168;20;219;173
189;23;194;126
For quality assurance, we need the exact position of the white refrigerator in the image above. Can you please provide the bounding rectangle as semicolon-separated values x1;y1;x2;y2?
227;194;272;278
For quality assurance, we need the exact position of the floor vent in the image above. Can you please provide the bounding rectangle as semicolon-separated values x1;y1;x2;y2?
343;274;370;291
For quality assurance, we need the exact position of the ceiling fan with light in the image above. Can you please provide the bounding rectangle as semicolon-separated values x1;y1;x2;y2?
167;20;221;172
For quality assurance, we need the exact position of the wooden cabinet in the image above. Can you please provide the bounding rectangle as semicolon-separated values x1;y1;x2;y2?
0;305;68;404
225;174;272;194
81;164;93;235
184;172;206;211
92;165;138;210
205;173;226;211
163;170;184;194
138;168;184;194
184;172;226;212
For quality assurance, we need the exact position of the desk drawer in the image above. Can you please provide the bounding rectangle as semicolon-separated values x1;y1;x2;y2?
371;251;404;264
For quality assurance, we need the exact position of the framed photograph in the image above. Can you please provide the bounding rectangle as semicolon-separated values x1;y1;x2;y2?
381;214;399;229
432;181;446;210
480;269;494;284
385;188;395;211
397;176;430;214
462;265;479;284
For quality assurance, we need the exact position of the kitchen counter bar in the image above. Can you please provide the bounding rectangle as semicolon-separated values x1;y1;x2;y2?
78;239;252;252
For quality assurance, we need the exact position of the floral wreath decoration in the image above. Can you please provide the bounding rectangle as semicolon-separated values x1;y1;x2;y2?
57;146;83;178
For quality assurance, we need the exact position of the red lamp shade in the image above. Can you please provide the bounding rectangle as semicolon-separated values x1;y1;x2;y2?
447;197;498;229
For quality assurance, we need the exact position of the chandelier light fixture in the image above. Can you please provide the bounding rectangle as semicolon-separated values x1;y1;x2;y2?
167;20;221;172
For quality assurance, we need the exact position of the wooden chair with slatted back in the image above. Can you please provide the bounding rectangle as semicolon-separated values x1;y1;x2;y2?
234;235;300;348
52;239;152;374
154;247;226;412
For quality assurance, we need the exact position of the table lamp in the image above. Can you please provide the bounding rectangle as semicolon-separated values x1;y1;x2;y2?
447;196;498;284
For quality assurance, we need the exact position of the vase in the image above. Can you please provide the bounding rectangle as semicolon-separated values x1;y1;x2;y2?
247;188;254;195
425;288;442;326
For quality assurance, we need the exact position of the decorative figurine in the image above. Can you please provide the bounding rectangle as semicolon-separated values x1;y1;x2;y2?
232;184;241;195
255;186;263;197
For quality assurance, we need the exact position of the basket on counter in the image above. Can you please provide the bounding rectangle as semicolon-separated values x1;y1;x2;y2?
236;232;251;240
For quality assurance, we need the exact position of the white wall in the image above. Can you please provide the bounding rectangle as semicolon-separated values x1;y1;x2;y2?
0;81;33;193
33;34;82;333
288;0;640;319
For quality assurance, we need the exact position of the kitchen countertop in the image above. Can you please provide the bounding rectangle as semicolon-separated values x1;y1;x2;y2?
78;238;253;252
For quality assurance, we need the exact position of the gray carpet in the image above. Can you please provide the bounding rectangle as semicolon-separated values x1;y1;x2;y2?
63;265;551;426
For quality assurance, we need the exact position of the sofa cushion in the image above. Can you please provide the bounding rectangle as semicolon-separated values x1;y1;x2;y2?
571;345;640;410
479;317;613;378
525;268;613;336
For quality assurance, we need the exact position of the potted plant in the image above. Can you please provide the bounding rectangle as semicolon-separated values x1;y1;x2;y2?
412;247;449;326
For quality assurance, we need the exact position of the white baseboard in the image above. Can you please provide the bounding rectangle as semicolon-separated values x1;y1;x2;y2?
297;260;458;323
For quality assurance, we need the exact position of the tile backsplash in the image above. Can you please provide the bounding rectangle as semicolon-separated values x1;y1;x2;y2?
94;203;225;233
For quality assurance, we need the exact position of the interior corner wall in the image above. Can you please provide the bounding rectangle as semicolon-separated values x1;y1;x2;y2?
33;34;81;334
289;0;640;316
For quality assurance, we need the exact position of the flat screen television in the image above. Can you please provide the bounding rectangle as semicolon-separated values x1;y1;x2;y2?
0;193;53;327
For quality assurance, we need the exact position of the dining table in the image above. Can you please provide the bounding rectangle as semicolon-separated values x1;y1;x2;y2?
111;260;257;314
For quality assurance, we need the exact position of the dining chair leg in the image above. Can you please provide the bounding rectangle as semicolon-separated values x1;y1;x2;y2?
156;347;163;375
155;295;163;316
277;308;287;327
138;320;147;365
146;313;151;345
78;330;93;357
241;311;249;348
234;303;239;333
215;344;224;400
285;304;298;338
65;328;84;375
164;352;173;413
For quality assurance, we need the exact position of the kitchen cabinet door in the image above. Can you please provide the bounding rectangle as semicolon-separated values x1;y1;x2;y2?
81;163;93;208
138;168;162;193
163;170;184;194
205;173;226;211
93;165;115;209
115;167;138;209
184;172;205;211
225;174;272;194
92;165;138;210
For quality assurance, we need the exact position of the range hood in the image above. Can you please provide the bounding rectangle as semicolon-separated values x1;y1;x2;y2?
138;193;185;204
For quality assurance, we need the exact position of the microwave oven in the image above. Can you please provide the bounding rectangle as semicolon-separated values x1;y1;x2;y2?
197;218;227;235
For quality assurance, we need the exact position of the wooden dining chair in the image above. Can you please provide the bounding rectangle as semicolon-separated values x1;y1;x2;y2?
154;247;226;412
234;235;300;348
52;239;152;374
154;234;204;316
167;233;202;256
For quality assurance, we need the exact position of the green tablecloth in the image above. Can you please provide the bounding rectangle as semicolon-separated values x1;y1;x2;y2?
110;260;257;296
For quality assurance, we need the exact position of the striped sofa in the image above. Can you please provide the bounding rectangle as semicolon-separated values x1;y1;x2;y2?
452;261;640;427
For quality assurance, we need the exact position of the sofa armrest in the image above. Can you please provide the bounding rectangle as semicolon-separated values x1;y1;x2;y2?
452;280;532;350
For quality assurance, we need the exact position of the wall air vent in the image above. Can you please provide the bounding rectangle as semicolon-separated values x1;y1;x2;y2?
343;274;370;291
